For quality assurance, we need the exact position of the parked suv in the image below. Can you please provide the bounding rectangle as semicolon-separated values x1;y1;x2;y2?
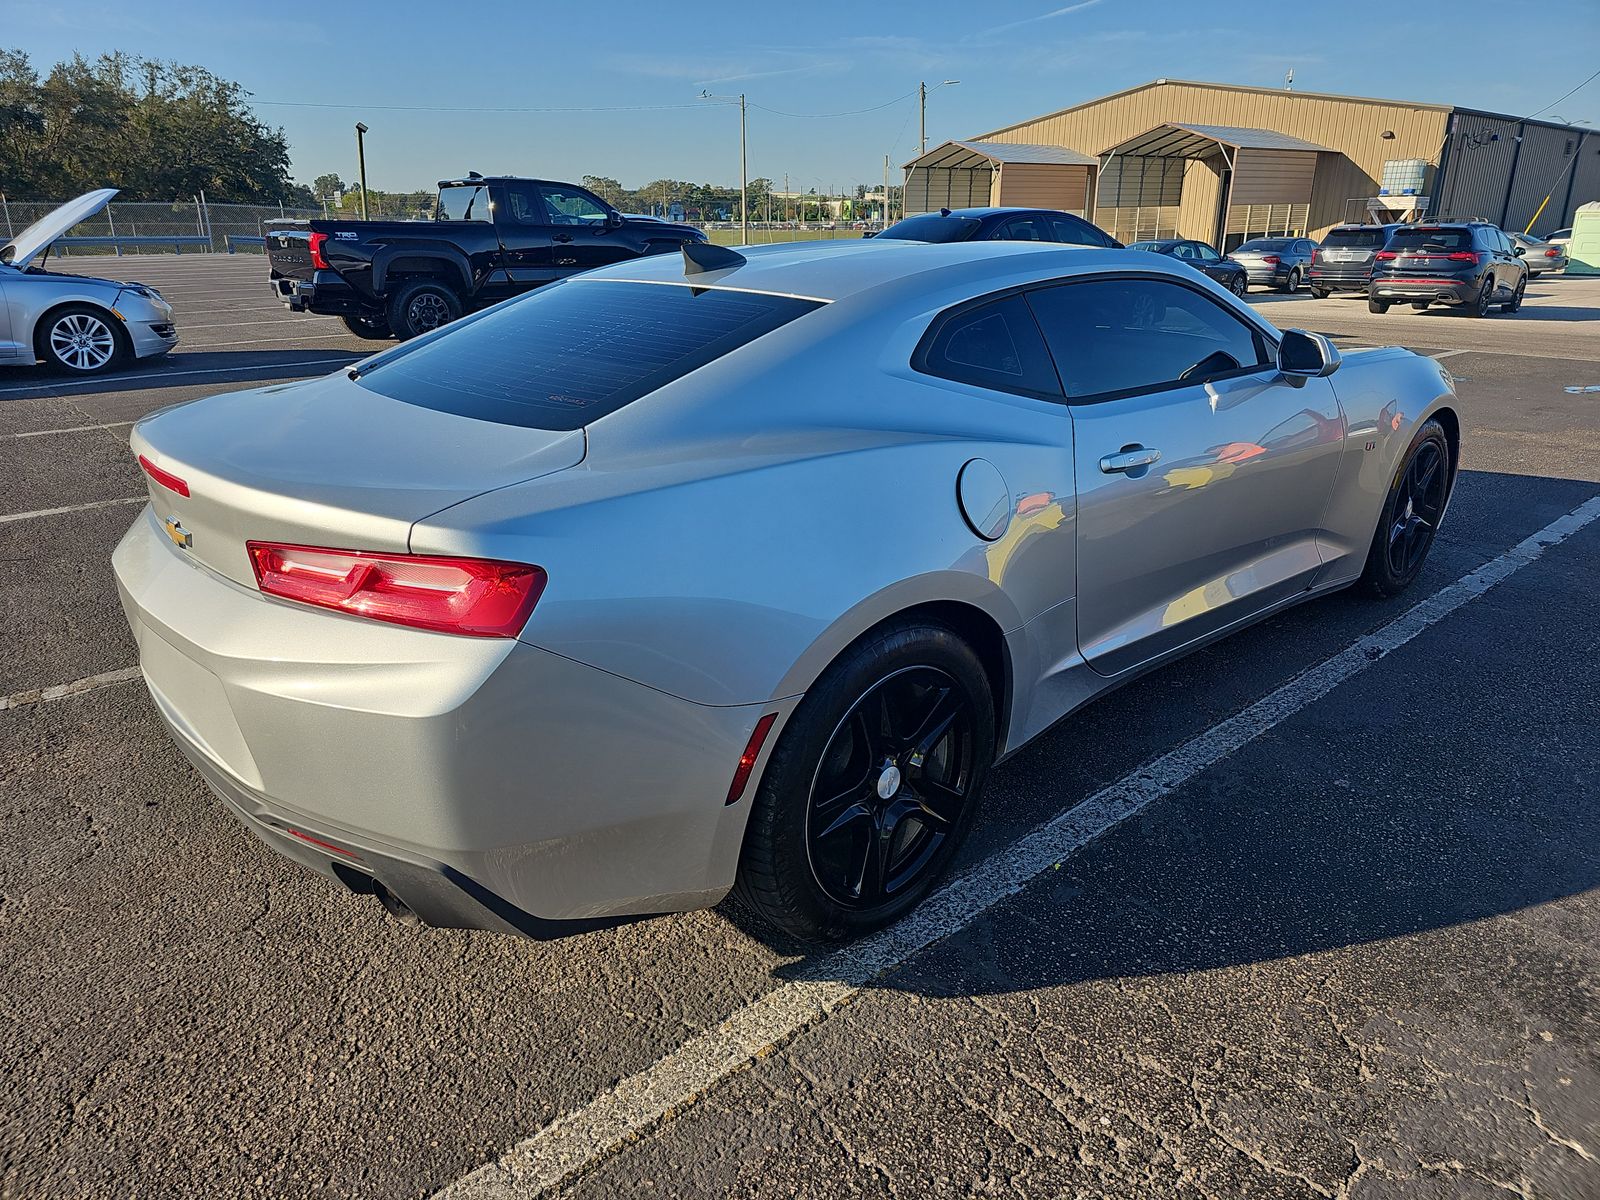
1367;221;1528;316
1307;224;1397;297
873;207;1121;248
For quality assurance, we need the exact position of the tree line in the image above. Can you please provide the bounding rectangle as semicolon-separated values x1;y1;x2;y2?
0;49;312;204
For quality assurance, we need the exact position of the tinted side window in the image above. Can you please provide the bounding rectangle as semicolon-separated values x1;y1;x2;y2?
1026;278;1270;401
501;183;546;225
1193;242;1221;262
538;185;610;225
437;184;495;222
916;294;1060;398
1050;214;1110;246
994;216;1051;242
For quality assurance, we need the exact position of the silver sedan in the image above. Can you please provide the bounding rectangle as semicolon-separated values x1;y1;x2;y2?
1;190;178;373
115;239;1460;942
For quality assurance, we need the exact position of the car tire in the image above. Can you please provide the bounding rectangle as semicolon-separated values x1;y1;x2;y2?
1310;287;1330;300
1410;301;1431;311
340;312;393;340
1278;268;1301;293
1502;277;1525;314
1359;418;1452;598
1229;275;1248;298
386;279;463;340
35;304;128;375
1368;297;1391;314
734;619;996;942
1465;276;1494;318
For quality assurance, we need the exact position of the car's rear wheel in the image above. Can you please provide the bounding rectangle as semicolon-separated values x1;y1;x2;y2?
387;279;462;340
1310;286;1330;299
1368;297;1391;313
1465;276;1494;318
735;620;995;942
1410;301;1431;311
340;312;393;340
1229;275;1248;298
1279;267;1301;293
1502;277;1525;314
1360;419;1451;597
36;305;127;375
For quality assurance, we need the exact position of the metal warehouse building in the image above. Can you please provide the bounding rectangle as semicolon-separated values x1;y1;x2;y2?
904;78;1597;248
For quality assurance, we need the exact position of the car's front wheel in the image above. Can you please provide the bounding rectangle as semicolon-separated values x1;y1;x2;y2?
1360;419;1452;597
735;620;996;941
387;279;463;340
36;305;127;375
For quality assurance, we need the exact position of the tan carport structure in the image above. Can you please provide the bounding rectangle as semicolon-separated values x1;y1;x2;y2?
902;140;1099;218
1096;123;1332;248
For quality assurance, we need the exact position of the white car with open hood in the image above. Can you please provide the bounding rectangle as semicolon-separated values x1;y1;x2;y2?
0;189;178;374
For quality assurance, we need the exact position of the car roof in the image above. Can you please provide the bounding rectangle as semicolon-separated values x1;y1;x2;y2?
904;207;1071;219
573;238;1140;304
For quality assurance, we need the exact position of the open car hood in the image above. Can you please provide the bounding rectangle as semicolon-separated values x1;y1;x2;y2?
0;188;118;268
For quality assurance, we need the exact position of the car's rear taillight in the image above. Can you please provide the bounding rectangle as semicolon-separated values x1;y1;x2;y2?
1374;250;1397;261
1545;248;1561;258
138;454;189;497
1260;254;1280;264
246;542;545;638
308;231;330;270
1445;251;1481;262
1310;249;1322;261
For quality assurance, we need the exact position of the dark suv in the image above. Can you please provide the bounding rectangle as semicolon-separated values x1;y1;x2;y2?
1307;224;1398;297
873;207;1122;248
1367;221;1528;316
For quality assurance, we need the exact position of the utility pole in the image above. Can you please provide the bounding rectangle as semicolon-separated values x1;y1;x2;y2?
919;80;960;156
740;93;748;245
355;123;370;220
884;155;891;226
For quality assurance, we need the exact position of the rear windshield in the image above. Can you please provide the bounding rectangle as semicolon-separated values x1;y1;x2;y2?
1389;228;1473;251
437;184;494;222
1237;238;1294;251
878;214;982;244
1322;228;1387;248
355;281;822;430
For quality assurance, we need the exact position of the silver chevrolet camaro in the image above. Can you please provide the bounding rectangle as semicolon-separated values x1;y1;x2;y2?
1;190;179;373
115;238;1459;941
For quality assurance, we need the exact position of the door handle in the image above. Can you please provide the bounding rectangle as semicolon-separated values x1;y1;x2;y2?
553;233;573;243
1099;446;1162;474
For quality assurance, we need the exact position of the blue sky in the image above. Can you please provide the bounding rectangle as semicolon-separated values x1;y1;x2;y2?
10;0;1599;193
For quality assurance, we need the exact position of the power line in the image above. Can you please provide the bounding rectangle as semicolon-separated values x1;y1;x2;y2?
749;91;918;119
1524;66;1600;121
253;99;712;114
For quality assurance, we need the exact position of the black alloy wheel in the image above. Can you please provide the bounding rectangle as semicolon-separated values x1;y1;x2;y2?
734;620;995;942
1361;418;1452;597
1467;276;1495;318
804;666;975;910
1229;273;1248;297
1502;277;1525;314
340;311;393;340
386;279;463;340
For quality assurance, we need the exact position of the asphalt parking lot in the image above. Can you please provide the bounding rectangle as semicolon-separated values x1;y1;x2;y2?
2;256;1598;1200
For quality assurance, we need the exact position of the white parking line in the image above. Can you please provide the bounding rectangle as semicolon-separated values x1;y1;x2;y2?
0;667;142;713
436;493;1600;1200
5;421;133;440
0;357;358;398
0;496;145;524
180;332;363;350
1429;349;1472;360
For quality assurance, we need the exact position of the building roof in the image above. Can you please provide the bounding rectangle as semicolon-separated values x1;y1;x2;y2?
1103;122;1333;158
975;78;1587;142
905;139;1100;170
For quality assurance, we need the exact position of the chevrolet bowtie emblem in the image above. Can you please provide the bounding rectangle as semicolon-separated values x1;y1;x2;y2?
163;516;192;549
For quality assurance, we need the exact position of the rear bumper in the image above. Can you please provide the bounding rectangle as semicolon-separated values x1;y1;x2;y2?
1369;276;1479;305
1306;265;1372;291
270;271;369;316
1241;265;1292;285
113;506;783;935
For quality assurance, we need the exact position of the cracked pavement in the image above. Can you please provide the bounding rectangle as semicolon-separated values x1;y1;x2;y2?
1;261;1598;1198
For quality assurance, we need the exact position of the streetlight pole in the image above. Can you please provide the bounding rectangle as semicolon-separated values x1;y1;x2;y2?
919;80;961;156
354;122;370;220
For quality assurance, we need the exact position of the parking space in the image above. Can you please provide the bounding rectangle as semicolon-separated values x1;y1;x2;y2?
1;257;1597;1199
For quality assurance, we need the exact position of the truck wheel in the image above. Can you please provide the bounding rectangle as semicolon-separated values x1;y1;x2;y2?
340;312;393;340
387;280;462;340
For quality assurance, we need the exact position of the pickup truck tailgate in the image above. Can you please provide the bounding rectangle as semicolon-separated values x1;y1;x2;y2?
265;226;314;283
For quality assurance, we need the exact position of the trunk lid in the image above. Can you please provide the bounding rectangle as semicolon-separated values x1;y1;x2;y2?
132;371;585;588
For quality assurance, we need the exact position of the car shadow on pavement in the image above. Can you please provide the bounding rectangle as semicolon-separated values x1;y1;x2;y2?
725;469;1600;992
0;348;369;401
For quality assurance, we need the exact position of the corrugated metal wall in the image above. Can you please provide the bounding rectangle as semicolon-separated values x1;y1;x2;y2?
978;81;1452;238
1565;134;1600;233
904;167;993;215
1439;116;1598;235
992;163;1093;214
1231;148;1318;205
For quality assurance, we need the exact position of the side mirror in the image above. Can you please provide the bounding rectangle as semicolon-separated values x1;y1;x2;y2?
1512;244;1525;256
605;210;624;230
1279;328;1340;378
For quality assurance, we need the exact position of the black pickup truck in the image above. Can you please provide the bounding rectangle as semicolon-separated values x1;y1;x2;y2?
266;175;707;339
